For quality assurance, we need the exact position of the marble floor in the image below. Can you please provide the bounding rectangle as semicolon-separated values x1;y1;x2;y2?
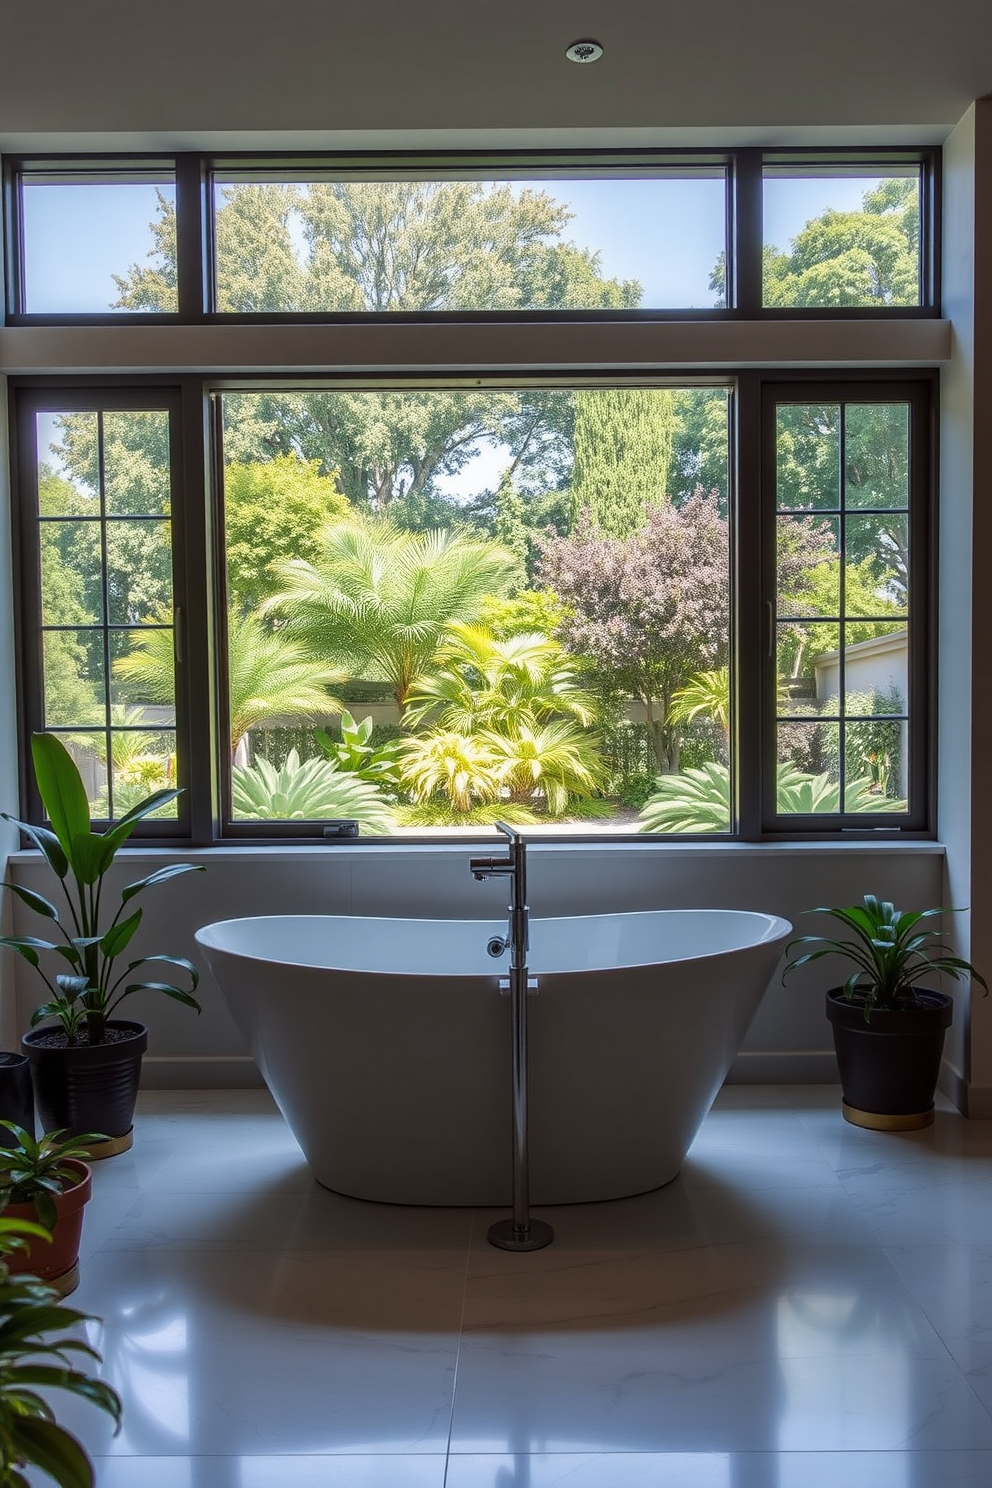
47;1086;992;1487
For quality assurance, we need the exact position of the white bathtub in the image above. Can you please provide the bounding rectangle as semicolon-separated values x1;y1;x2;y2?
195;910;791;1205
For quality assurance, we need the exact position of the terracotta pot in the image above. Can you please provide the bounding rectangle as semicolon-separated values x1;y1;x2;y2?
22;1020;148;1157
3;1157;92;1296
826;987;953;1131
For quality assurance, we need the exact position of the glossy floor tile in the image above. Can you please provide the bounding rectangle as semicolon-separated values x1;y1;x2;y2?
41;1086;992;1484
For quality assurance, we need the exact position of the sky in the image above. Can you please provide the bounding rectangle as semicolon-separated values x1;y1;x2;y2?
19;172;914;315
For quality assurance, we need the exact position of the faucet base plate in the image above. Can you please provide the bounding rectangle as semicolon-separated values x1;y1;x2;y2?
487;1217;555;1251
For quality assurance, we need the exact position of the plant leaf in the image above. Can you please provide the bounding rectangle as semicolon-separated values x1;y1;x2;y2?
8;1415;95;1488
100;910;142;958
0;881;61;921
121;981;201;1010
30;735;91;864
120;863;205;902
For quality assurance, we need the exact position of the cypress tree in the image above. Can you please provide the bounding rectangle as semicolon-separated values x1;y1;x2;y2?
570;388;676;537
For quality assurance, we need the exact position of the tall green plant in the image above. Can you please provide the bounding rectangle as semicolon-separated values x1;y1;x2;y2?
0;734;203;1045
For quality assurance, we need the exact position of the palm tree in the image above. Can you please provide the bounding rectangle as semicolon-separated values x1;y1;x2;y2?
403;623;599;733
115;609;344;752
264;520;518;711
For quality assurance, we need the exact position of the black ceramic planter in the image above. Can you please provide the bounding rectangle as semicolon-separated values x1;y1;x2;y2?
21;1020;148;1157
0;1051;35;1143
826;987;953;1130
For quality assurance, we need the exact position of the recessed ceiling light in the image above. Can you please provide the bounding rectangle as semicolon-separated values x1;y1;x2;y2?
566;39;604;64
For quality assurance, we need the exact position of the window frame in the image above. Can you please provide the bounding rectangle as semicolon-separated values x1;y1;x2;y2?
2;147;941;326
3;142;942;846
758;374;936;836
11;383;197;838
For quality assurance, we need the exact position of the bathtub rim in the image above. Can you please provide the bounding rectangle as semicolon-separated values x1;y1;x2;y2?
194;908;793;978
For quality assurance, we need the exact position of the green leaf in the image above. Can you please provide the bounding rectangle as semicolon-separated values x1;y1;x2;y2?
121;981;201;1010
8;1415;95;1488
0;815;69;879
68;832;108;888
10;1367;121;1423
121;862;205;902
0;936;61;967
100;910;142;958
128;953;199;987
0;881;60;921
97;788;185;867
30;735;92;864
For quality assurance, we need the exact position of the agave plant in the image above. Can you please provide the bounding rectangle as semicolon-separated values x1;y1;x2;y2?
638;760;905;834
783;895;989;1017
231;750;394;831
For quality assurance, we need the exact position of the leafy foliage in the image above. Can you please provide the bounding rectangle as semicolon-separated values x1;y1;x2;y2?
223;455;351;612
315;711;404;791
0;1128;100;1235
570;388;677;537
764;179;919;308
0;1214;122;1488
116;610;344;753
231;750;393;831
0;734;203;1044
537;492;729;773
783;895;988;1016
638;760;904;834
265;519;518;708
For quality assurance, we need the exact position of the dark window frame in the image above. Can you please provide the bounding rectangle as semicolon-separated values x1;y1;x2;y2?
3;146;941;326
11;383;197;839
758;374;936;837
9;368;937;847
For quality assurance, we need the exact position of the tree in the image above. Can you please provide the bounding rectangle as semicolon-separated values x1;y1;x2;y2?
710;178;919;310
116;610;344;754
113;184;640;515
764;179;919;308
265;519;518;710
537;491;730;773
570;388;677;536
223;454;351;612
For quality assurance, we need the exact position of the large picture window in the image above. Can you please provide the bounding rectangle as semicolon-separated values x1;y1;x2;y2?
5;148;937;843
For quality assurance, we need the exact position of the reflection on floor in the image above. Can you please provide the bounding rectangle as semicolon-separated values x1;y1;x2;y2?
53;1086;992;1487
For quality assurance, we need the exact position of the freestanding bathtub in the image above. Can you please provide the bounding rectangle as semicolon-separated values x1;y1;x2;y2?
195;910;791;1206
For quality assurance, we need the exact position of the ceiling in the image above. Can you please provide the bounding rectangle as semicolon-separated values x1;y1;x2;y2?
0;0;990;150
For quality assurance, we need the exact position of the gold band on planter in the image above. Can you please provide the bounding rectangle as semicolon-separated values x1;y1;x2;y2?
48;1263;80;1297
842;1102;935;1132
80;1129;134;1159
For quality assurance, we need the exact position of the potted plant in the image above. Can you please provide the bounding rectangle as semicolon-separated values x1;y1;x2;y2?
0;1212;122;1487
0;733;204;1156
0;1125;103;1297
784;894;988;1130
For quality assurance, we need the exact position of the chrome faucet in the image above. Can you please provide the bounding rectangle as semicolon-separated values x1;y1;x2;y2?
470;820;527;964
469;822;553;1253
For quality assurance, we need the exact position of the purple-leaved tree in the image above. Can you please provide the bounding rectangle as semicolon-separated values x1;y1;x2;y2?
537;491;729;774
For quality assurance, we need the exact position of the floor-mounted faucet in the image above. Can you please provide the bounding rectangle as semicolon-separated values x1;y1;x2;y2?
470;822;554;1252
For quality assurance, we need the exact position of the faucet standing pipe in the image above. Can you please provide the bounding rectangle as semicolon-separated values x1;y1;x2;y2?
470;822;554;1252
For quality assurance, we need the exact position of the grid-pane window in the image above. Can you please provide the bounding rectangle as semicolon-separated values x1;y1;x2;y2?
773;399;911;819
34;407;178;820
